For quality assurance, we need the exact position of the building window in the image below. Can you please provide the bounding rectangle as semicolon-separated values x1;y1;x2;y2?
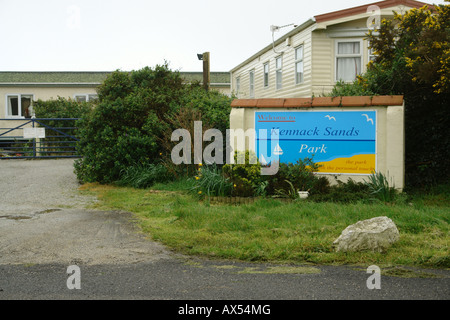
263;62;269;88
235;77;241;98
276;56;282;90
74;94;98;102
249;70;255;98
368;42;376;62
295;45;304;84
6;94;33;118
336;40;362;82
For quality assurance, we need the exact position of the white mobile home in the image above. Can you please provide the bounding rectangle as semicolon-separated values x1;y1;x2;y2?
230;0;433;99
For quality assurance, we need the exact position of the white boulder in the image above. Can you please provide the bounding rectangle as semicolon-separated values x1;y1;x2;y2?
333;216;400;253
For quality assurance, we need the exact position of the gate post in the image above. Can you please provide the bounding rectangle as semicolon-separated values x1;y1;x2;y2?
32;119;37;158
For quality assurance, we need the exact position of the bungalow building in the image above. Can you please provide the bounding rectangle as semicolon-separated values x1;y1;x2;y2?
0;71;231;120
0;71;230;141
230;0;433;99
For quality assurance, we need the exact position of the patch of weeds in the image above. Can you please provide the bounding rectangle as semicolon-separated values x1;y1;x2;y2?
213;265;239;270
182;260;204;268
382;267;442;278
237;266;320;275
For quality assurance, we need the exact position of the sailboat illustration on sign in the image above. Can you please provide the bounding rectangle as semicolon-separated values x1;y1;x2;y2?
260;154;268;165
273;144;283;156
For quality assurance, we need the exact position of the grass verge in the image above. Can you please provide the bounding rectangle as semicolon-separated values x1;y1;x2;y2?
80;181;449;269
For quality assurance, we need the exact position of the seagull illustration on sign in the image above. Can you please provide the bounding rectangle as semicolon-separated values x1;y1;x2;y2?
273;144;283;156
362;114;374;125
325;115;336;121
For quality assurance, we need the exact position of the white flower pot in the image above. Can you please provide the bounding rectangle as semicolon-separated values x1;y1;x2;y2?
298;191;309;199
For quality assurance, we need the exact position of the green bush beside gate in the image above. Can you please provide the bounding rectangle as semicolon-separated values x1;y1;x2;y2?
73;64;233;184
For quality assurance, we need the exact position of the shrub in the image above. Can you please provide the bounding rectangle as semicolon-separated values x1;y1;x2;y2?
74;117;159;183
176;85;232;136
328;80;374;97
74;64;233;184
157;105;227;180
192;164;233;197
33;97;93;119
338;178;371;194
308;179;371;204
266;158;320;196
75;65;184;183
272;179;300;199
310;176;331;195
223;151;262;197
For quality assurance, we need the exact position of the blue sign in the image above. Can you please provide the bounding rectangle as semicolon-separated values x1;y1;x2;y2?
255;111;377;174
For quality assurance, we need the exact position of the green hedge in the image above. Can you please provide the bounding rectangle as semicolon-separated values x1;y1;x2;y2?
74;64;233;184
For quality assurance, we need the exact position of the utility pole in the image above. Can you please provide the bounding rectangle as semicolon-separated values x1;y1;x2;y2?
202;52;210;91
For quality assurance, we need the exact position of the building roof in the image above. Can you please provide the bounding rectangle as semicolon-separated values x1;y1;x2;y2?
0;71;230;87
315;0;434;23
230;18;316;73
179;72;231;86
0;72;109;87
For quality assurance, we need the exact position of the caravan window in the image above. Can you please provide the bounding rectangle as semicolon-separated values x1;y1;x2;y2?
336;40;362;82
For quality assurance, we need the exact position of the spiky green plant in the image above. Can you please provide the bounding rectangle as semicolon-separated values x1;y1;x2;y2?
365;171;397;202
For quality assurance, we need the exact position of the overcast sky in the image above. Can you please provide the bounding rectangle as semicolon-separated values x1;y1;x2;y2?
0;0;445;72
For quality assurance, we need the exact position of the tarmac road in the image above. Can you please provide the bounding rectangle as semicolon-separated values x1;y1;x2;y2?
0;259;449;300
0;159;448;304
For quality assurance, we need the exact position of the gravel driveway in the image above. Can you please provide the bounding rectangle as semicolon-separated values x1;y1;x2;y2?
0;159;172;265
